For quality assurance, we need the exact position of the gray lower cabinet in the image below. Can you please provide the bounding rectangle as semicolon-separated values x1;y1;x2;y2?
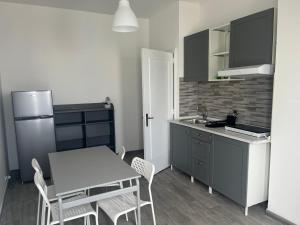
170;123;191;174
190;131;211;185
212;135;249;206
170;122;270;215
170;124;211;185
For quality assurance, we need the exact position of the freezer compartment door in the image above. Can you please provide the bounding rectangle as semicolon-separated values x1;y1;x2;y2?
12;91;53;118
15;118;56;182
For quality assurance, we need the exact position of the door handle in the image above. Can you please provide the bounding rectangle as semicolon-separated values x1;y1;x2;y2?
146;113;154;127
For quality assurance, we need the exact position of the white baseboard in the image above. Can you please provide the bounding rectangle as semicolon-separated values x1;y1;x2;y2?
0;180;8;219
266;209;296;225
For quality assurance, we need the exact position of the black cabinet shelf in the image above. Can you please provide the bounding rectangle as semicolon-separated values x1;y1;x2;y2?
55;122;85;127
86;120;113;125
54;103;115;152
56;138;85;152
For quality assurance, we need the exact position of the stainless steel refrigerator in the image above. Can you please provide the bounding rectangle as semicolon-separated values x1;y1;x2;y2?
12;91;56;182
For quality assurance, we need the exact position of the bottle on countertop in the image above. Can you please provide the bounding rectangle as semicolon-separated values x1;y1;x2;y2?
227;110;238;126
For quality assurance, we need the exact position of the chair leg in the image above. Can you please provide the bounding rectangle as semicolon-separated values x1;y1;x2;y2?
41;201;46;225
134;210;138;225
36;194;41;225
87;216;91;225
46;207;51;225
114;217;119;225
119;182;129;222
84;216;87;225
94;213;99;225
150;203;157;225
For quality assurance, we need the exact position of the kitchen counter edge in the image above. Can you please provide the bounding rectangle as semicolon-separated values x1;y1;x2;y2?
170;120;270;144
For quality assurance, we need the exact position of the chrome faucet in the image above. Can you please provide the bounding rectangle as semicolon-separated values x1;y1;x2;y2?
197;104;208;120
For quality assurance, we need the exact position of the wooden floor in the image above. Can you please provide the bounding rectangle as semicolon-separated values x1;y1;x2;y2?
0;150;285;225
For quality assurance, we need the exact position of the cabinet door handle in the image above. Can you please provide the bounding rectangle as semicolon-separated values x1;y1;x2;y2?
197;161;204;166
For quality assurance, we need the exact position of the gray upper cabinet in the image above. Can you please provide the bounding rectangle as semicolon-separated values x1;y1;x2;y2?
170;123;191;174
229;8;275;68
184;29;209;81
212;135;249;206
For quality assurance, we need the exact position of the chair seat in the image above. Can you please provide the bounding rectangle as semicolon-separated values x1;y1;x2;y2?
47;185;84;202
97;193;150;222
50;194;96;224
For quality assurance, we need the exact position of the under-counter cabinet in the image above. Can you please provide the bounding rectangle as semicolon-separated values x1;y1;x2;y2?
170;122;270;216
170;123;212;185
170;123;191;174
190;129;212;185
212;136;249;208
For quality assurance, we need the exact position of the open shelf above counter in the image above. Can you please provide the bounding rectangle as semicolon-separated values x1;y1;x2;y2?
54;103;115;152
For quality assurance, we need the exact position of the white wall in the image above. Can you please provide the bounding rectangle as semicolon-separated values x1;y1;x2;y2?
268;0;300;224
0;2;149;170
149;0;179;52
178;0;201;78
0;75;8;215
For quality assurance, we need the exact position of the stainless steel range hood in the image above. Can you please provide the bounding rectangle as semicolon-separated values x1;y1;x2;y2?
218;64;275;78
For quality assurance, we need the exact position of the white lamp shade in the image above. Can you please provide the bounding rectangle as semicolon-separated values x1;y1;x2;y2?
113;0;139;32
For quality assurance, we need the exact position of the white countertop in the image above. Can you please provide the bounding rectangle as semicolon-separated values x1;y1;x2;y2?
170;120;271;144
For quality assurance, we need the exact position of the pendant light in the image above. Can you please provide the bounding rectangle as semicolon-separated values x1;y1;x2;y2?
112;0;139;32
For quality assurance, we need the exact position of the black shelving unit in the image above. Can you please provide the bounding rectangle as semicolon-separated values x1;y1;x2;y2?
53;103;115;152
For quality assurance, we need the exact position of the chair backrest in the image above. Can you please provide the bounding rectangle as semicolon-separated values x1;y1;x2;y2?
32;158;43;176
118;146;126;160
131;157;155;185
34;172;50;206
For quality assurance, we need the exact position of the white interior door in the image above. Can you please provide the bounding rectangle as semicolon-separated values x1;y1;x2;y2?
142;48;174;174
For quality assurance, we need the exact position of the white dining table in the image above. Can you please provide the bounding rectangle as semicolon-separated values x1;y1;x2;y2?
48;146;141;225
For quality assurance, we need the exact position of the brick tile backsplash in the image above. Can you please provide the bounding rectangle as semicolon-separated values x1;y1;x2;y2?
179;77;274;128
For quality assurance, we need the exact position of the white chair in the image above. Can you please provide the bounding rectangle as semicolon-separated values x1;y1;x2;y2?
31;158;83;225
96;157;156;225
118;146;126;160
34;172;98;225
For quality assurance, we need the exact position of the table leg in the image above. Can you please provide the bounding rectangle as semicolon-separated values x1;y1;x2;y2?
136;178;141;225
58;196;64;225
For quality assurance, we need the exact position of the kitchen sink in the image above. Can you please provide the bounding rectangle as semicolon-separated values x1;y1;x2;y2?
179;118;208;125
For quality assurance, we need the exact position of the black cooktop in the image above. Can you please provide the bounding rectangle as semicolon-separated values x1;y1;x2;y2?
226;124;270;133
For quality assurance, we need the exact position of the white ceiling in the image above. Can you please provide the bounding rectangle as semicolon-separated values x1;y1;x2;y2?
0;0;197;18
